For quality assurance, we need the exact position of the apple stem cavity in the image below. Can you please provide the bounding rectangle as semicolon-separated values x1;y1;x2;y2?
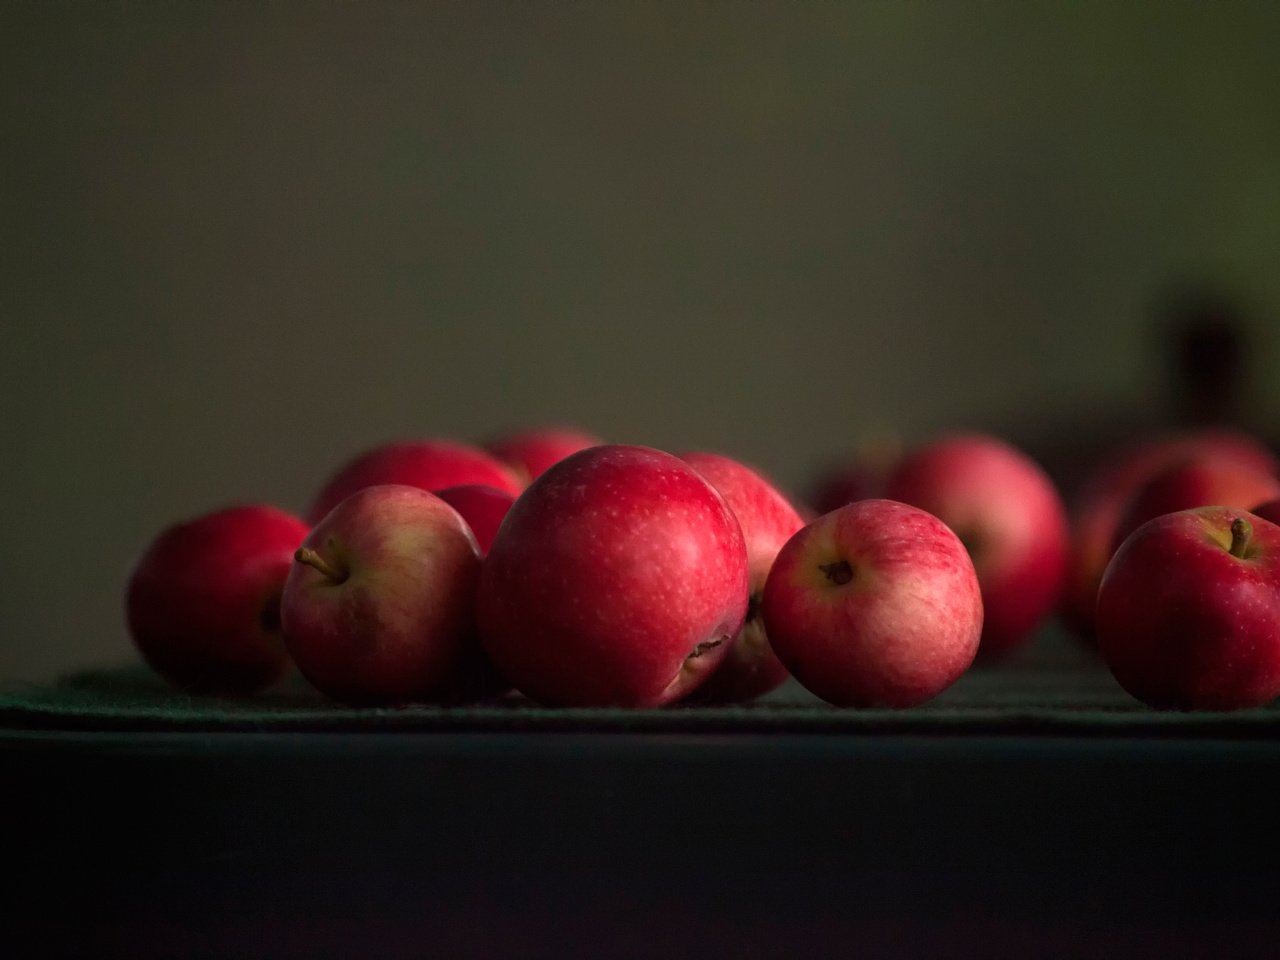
295;547;348;583
1229;517;1253;559
820;559;854;586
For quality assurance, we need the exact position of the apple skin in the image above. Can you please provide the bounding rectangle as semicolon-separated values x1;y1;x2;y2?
281;484;484;705
486;427;602;484
307;440;524;524
1097;506;1280;710
884;435;1068;659
1062;430;1278;639
1110;456;1280;555
126;504;309;694
475;444;749;707
762;499;982;707
434;484;516;555
678;451;805;702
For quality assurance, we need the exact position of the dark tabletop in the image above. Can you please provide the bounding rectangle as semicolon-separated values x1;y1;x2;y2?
7;630;1279;959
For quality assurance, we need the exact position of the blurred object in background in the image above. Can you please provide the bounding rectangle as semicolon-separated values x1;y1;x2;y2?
1017;280;1273;502
806;432;902;517
1159;283;1253;430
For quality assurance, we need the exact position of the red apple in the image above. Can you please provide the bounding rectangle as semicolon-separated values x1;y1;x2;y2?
434;484;516;555
125;504;309;694
1062;430;1278;638
307;439;523;524
807;437;902;516
762;499;982;707
677;451;804;702
1110;456;1280;554
1097;506;1280;709
476;444;749;707
885;434;1067;659
486;426;602;483
281;484;483;705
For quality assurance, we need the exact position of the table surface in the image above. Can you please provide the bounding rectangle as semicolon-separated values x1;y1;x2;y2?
5;628;1280;737
8;630;1280;959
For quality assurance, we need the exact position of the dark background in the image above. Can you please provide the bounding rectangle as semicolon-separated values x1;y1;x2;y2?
5;1;1280;681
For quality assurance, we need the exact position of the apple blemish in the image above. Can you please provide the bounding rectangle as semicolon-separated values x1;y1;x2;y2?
686;636;726;661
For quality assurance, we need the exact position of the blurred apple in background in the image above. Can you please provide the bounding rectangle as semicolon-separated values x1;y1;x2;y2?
885;434;1067;660
435;484;516;555
476;444;748;707
678;451;804;702
486;426;602;483
1250;498;1280;526
281;485;484;705
1097;506;1280;710
126;505;309;694
1061;430;1278;639
762;499;982;707
306;439;523;524
806;434;901;517
1109;456;1280;554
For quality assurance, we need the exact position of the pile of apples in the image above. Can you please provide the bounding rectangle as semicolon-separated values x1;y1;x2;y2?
1061;430;1280;710
125;424;1280;712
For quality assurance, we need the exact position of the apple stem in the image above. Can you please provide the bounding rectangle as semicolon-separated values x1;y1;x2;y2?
295;547;347;583
1229;517;1253;559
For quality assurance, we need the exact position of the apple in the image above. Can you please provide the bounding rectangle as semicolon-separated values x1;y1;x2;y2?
125;504;309;694
884;434;1068;659
761;499;982;707
434;484;516;555
807;437;901;516
1110;456;1280;554
1061;430;1278;638
307;439;523;524
677;451;804;702
1097;506;1280;709
807;465;884;517
475;444;749;707
281;484;483;705
486;426;602;483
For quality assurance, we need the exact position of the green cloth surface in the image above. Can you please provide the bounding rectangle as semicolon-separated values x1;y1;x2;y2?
4;630;1280;736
